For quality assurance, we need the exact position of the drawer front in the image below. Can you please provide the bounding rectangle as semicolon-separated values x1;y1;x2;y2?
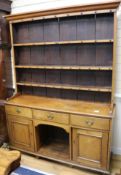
70;115;110;130
33;109;69;125
5;105;32;119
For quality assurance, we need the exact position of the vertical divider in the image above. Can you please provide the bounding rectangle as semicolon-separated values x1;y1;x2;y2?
9;22;18;94
94;12;97;102
43;19;47;97
28;22;33;94
59;17;62;99
75;15;78;100
112;12;117;104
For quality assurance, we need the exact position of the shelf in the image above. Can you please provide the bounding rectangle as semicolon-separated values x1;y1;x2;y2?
13;40;113;47
37;140;69;161
17;82;112;92
15;65;112;70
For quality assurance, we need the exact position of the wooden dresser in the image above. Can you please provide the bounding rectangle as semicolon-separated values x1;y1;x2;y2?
5;1;120;174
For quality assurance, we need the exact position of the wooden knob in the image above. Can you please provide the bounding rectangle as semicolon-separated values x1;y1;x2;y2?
86;120;94;126
16;108;21;113
47;115;54;120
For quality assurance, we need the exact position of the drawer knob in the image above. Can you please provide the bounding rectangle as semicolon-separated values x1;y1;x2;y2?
86;120;94;126
16;108;21;113
47;115;54;120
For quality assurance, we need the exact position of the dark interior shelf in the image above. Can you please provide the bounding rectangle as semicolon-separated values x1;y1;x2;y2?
13;13;114;44
14;43;113;67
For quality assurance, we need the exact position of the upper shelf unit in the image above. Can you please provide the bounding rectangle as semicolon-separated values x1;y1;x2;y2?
12;13;114;44
8;8;116;103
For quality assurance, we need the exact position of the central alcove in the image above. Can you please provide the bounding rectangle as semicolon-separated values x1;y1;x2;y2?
34;124;70;160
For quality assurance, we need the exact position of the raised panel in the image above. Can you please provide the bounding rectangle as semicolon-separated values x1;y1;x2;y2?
78;133;101;161
72;128;109;169
12;122;30;146
7;115;34;151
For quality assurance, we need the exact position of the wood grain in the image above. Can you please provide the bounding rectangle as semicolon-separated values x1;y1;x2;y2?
17;82;112;93
5;2;119;174
33;109;69;125
15;65;113;70
13;40;114;46
5;95;113;118
5;1;120;21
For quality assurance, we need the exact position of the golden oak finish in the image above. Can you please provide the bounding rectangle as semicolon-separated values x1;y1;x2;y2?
15;65;113;70
13;40;113;46
5;2;120;174
112;12;117;103
33;120;70;134
17;82;112;93
5;105;32;118
5;95;112;173
9;22;18;93
5;1;120;21
72;128;108;169
0;148;21;175
6;95;112;118
70;115;110;130
7;115;34;151
33;109;69;125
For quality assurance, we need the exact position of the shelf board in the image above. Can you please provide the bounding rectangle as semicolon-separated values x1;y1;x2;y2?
17;82;112;92
15;65;112;70
13;40;113;46
37;139;69;161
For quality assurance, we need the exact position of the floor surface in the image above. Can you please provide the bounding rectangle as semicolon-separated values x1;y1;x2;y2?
21;154;121;175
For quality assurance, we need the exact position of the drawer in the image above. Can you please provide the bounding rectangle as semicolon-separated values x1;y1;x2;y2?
5;105;32;119
33;109;69;125
70;115;110;130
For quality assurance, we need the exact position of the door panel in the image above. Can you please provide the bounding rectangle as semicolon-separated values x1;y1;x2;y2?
12;122;30;146
78;134;101;161
7;115;34;151
72;128;108;169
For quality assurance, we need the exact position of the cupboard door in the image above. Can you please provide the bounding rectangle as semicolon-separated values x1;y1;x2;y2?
72;128;108;169
7;115;34;151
